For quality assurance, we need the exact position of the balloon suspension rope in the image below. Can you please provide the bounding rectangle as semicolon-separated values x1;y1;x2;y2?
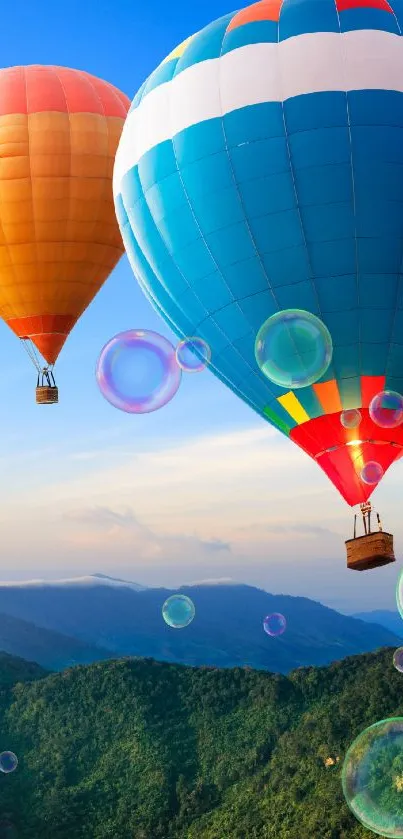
360;501;372;535
21;337;55;378
356;502;383;537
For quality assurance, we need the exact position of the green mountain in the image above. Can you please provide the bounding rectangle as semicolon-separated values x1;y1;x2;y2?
0;648;400;837
0;651;46;687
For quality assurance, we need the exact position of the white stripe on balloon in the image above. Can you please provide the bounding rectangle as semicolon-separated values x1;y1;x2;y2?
113;28;403;195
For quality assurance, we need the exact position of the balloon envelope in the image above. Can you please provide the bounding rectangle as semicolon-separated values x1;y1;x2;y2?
114;0;403;506
0;65;130;365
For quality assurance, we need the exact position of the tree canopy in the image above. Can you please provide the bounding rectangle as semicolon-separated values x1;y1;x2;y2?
0;648;401;837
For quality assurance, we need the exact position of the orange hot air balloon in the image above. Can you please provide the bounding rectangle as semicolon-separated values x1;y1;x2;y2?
0;65;130;403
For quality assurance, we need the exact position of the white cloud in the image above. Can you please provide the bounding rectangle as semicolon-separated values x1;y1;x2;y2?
0;421;401;611
0;424;333;561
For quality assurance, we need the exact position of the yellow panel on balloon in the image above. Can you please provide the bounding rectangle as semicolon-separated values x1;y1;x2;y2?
277;392;310;424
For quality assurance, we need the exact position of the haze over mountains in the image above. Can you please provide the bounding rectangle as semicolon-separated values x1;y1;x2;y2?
0;573;147;591
0;575;400;672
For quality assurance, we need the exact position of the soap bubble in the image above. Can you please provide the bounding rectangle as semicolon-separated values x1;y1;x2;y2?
369;391;403;429
0;753;17;775
393;648;403;674
176;337;211;372
396;569;403;620
162;595;195;629
96;329;181;413
263;613;287;637
341;409;361;429
255;309;332;389
342;717;403;837
360;461;384;485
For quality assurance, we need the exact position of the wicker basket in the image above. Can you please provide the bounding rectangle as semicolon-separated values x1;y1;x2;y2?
345;531;395;571
36;385;59;405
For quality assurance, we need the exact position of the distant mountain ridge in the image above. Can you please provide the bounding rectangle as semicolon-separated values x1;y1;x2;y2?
0;578;399;674
0;611;113;671
352;609;403;639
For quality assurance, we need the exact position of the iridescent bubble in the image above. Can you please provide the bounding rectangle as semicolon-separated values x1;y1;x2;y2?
162;595;195;629
393;648;403;674
0;753;17;775
341;409;361;429
96;329;181;414
263;613;287;637
369;391;403;430
396;569;403;621
360;461;384;485
255;309;332;389
342;717;403;837
176;337;211;373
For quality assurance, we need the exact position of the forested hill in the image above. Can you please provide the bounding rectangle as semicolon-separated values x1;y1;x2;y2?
0;651;46;687
0;649;401;837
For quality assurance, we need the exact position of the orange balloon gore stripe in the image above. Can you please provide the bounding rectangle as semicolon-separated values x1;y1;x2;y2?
6;314;76;364
0;65;130;117
227;0;283;31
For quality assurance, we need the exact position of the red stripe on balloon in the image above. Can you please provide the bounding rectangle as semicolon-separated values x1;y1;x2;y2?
290;410;403;506
361;374;386;409
336;0;393;13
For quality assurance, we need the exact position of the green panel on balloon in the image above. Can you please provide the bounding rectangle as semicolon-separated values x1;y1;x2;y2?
263;406;291;436
337;377;362;410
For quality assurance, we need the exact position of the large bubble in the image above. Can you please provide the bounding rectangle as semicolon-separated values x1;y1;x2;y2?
396;569;403;621
360;461;384;485
263;613;287;637
0;753;17;775
341;409;361;429
393;648;403;674
342;717;403;837
162;595;195;629
255;309;332;389
96;329;182;413
369;391;403;430
176;337;211;373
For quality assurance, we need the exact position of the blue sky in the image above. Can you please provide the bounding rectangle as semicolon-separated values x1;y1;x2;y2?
0;0;401;614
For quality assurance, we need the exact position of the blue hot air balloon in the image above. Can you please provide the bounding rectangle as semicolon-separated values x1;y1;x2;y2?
113;0;403;559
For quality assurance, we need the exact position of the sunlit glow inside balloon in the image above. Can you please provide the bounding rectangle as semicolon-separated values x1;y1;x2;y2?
360;461;384;485
255;309;332;389
341;409;361;429
162;595;195;629
96;329;182;414
342;717;403;837
393;648;403;674
0;752;18;774
263;613;287;637
369;391;403;429
176;337;211;373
